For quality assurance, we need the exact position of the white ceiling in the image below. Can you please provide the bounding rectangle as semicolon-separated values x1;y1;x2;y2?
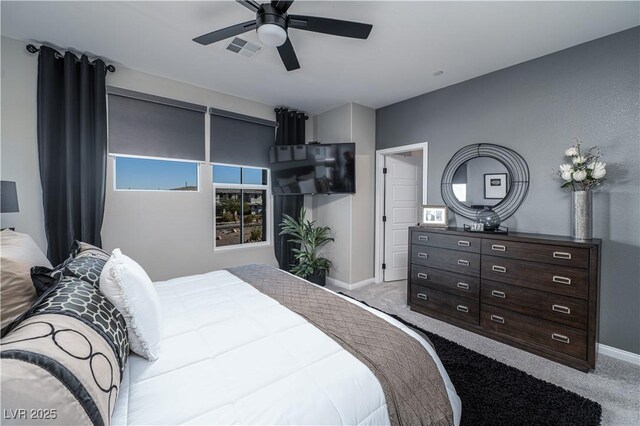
2;1;638;114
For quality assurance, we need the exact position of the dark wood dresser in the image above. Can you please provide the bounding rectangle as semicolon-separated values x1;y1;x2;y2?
407;227;600;371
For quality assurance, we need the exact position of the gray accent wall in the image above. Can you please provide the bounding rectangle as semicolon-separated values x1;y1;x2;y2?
376;27;640;354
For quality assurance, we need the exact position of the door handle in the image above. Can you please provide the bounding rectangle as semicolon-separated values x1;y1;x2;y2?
418;252;428;259
417;272;428;280
458;240;470;247
457;259;470;266
492;265;507;273
456;305;469;313
417;293;428;300
418;235;429;241
456;282;470;290
491;244;506;251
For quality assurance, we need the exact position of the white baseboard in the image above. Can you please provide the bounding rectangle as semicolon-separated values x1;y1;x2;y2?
598;343;640;365
326;277;375;291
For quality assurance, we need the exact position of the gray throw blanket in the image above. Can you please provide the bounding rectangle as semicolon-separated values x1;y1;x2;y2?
227;265;454;426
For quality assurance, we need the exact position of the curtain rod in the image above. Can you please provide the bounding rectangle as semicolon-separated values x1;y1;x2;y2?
26;44;116;73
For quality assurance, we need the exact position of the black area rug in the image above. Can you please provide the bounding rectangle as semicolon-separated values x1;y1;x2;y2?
339;294;602;426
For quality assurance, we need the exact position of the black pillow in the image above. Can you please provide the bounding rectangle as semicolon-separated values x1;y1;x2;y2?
30;240;110;296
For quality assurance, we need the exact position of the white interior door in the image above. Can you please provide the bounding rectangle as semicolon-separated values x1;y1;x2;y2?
383;152;422;282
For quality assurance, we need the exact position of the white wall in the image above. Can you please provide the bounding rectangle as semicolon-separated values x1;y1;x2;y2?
312;103;376;286
0;37;48;250
1;36;283;280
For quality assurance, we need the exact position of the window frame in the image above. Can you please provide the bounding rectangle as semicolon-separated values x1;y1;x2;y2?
212;162;272;252
112;154;201;192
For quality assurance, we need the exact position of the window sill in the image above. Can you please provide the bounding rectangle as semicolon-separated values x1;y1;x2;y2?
214;241;272;253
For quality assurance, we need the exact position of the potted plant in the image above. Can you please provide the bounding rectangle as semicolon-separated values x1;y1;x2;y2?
279;208;334;286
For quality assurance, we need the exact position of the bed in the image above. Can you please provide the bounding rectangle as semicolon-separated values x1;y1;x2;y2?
1;235;460;426
111;265;461;426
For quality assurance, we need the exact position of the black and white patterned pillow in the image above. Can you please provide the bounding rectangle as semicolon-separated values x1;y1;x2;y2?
31;240;110;295
64;256;107;288
29;276;129;372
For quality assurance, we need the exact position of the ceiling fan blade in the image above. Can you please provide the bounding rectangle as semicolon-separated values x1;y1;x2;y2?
288;15;372;39
271;1;294;13
236;0;261;13
277;37;300;71
193;20;257;45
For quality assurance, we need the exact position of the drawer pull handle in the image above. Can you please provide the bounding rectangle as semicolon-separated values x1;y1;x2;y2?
490;315;505;323
458;240;470;247
552;304;571;315
491;290;506;298
492;265;507;273
417;272;429;280
418;236;429;241
456;305;469;313
418;252;428;259
491;244;506;251
552;275;572;285
553;251;572;260
457;259;470;266
417;293;428;300
457;282;470;290
552;333;570;344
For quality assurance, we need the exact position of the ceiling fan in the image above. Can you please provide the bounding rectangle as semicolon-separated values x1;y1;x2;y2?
193;0;373;71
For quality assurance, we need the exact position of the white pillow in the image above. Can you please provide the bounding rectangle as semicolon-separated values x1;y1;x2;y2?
99;249;161;360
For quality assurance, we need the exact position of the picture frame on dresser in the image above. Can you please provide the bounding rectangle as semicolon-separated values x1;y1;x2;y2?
420;205;449;227
407;226;600;372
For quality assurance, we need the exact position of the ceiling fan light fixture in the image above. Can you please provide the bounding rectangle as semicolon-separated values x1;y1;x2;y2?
257;23;287;47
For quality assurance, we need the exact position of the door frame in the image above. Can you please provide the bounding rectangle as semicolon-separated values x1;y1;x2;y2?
374;142;429;283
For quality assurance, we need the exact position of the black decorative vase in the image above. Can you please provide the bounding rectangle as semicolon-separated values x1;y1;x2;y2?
477;206;502;231
307;271;326;286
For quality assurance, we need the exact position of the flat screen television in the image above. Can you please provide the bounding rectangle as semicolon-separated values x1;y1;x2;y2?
269;143;356;195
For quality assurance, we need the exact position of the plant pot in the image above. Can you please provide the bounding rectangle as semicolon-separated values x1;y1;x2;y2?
307;271;326;286
572;190;592;240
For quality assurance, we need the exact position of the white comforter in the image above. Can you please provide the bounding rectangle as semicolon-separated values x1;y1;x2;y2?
112;269;461;425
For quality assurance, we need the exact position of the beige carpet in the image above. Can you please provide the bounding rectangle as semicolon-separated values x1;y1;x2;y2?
327;279;640;426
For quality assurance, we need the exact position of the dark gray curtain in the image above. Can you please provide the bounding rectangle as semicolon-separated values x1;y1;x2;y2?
274;108;307;271
37;46;107;264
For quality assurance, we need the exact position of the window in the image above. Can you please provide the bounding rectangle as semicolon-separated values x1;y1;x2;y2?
213;164;269;249
115;157;198;191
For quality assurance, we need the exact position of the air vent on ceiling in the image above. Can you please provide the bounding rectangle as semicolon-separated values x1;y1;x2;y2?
226;37;262;58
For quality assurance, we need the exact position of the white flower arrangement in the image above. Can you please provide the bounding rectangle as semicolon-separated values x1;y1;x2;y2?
555;138;606;191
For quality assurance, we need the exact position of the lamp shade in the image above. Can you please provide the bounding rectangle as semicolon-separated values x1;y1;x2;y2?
1;181;19;213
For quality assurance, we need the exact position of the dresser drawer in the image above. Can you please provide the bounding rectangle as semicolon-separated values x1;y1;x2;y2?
481;305;587;360
481;255;588;299
412;230;481;253
411;285;479;324
481;280;588;330
410;265;479;299
411;246;480;277
482;239;589;269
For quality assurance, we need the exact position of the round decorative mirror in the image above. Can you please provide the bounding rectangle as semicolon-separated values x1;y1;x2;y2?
441;144;529;221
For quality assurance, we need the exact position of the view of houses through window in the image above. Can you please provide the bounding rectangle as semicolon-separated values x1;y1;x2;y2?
213;164;268;248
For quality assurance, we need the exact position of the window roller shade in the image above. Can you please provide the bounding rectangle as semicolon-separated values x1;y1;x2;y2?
210;108;277;168
108;87;206;162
